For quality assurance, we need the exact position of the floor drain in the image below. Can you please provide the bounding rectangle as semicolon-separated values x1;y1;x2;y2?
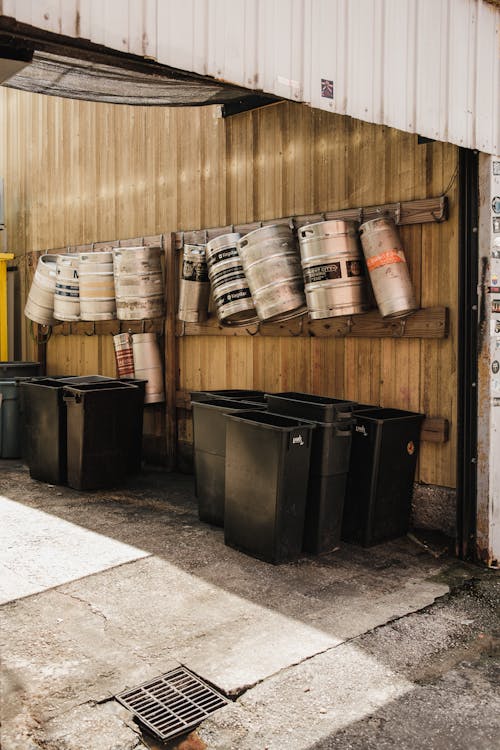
115;666;229;741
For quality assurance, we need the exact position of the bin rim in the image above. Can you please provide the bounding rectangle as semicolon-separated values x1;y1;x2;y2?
62;381;139;394
225;410;316;431
265;391;355;407
354;407;425;421
192;398;266;411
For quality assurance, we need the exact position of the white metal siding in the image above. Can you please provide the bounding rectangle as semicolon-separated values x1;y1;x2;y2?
1;0;498;153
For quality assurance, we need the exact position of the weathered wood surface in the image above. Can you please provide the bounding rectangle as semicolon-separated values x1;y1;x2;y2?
0;91;459;486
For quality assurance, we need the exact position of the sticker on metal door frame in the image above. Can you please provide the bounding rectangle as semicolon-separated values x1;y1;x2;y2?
321;79;334;99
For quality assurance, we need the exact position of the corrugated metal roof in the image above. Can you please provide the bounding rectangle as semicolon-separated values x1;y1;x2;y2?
1;0;498;153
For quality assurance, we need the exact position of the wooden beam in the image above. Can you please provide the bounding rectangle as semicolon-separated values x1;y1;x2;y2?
420;417;450;443
52;318;164;336
164;232;178;471
176;306;448;339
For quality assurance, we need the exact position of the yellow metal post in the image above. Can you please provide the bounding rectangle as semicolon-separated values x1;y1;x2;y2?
0;253;15;360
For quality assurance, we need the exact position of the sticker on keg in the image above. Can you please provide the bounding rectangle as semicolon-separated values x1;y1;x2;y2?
346;260;364;277
215;288;252;308
494;162;500;176
492;299;500;314
303;263;342;283
407;441;415;455
366;249;405;272
182;260;208;283
292;434;305;446
493;217;500;234
492;361;500;375
209;247;240;264
492;197;500;214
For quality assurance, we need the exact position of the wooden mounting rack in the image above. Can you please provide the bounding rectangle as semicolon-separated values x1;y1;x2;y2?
176;306;448;339
52;319;164;336
177;195;447;247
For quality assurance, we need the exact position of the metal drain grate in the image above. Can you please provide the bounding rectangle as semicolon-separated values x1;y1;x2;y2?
115;666;229;741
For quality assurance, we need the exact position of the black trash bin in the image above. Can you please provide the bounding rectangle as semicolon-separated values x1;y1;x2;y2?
342;408;425;546
265;392;354;554
224;410;315;564
62;375;146;473
192;398;266;526
64;381;143;490
21;378;70;483
0;361;40;379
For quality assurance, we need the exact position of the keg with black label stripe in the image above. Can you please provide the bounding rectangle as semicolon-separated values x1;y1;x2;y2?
206;233;258;325
298;220;371;319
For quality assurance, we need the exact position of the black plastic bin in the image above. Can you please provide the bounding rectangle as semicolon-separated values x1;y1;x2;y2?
0;361;40;379
342;408;425;546
192;398;266;526
265;391;354;554
64;381;144;490
21;378;70;483
61;375;146;473
224;410;315;564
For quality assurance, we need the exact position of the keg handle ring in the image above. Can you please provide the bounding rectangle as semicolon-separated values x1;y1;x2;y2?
245;322;260;336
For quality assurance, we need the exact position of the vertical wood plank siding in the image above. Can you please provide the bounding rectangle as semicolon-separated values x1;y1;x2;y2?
0;90;459;486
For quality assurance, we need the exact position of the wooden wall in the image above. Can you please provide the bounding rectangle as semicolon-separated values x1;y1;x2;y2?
0;89;459;488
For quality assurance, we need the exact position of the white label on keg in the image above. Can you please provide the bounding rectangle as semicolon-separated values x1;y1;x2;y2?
292;434;304;446
304;263;342;283
355;424;368;436
215;288;252;307
210;247;239;264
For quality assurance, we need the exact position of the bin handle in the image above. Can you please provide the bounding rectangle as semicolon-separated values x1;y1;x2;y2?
336;427;352;436
63;392;81;404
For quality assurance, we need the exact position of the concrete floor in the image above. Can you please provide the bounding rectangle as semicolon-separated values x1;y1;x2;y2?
0;460;498;750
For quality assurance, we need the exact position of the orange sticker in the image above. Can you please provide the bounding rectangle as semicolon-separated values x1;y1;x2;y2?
366;249;405;271
407;441;415;455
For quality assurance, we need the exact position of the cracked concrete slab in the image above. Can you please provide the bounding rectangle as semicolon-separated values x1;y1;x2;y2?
198;578;500;750
0;494;150;603
0;463;485;750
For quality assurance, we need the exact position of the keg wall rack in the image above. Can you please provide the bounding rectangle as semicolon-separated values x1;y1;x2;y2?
22;194;450;467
